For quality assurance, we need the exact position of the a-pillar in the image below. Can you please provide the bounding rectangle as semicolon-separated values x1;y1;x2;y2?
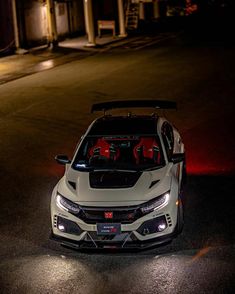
83;0;96;47
139;1;145;20
117;0;127;37
46;0;58;47
11;0;27;54
153;0;160;19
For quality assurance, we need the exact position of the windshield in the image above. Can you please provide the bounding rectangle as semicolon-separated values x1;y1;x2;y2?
72;135;165;171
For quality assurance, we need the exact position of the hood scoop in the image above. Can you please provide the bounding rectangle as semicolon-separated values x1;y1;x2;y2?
149;180;160;189
68;181;76;190
89;171;142;189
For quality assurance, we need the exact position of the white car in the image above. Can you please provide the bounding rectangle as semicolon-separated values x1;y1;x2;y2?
50;100;186;249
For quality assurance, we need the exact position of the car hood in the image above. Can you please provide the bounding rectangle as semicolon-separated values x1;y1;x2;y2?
57;165;172;206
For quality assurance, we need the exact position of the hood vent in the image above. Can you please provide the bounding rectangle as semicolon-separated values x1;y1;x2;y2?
89;171;142;189
68;181;76;190
149;180;160;189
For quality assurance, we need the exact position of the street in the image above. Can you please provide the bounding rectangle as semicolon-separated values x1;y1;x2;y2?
0;22;235;293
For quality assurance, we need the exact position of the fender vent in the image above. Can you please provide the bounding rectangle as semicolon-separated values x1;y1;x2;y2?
166;214;172;227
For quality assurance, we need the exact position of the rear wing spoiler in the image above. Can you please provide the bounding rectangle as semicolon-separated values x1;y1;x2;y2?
91;100;177;113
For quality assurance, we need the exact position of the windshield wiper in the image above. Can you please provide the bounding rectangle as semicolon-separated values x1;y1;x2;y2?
92;168;138;173
140;165;164;172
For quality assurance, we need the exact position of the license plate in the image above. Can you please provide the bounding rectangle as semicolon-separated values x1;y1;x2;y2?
97;223;121;235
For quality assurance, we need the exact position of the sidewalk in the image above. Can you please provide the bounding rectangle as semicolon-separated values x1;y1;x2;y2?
0;34;128;85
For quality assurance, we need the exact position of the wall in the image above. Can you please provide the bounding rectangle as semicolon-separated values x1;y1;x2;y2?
23;0;47;46
55;2;69;37
22;0;85;48
69;0;85;36
0;0;14;54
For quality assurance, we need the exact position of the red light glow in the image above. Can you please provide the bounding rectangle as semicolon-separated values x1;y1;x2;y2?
183;115;235;175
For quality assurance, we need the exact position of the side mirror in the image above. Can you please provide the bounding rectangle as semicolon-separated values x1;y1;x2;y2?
171;153;185;164
55;155;71;165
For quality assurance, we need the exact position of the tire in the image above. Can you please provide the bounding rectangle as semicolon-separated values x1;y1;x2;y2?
182;160;187;186
177;197;184;234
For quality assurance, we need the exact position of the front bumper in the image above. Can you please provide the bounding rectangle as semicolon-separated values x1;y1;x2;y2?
50;214;178;250
51;185;180;250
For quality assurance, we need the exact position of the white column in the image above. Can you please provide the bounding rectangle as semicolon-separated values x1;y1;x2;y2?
83;0;96;46
83;0;88;34
153;0;160;19
117;0;127;37
139;1;145;20
46;0;58;47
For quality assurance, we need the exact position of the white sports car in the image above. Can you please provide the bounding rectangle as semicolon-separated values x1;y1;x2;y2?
50;100;186;249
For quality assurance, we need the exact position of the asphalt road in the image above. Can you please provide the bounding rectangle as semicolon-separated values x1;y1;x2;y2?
0;20;235;293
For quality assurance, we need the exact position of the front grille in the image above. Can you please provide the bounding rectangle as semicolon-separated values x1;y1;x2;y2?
79;205;143;224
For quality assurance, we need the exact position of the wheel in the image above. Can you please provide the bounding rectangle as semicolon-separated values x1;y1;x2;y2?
182;160;187;185
177;197;184;234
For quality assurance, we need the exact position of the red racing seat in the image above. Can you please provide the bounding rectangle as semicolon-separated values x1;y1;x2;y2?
89;138;119;161
133;137;160;164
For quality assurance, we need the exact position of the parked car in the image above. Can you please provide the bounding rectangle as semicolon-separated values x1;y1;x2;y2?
50;100;186;249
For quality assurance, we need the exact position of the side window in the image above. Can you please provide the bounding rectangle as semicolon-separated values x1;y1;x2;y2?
161;122;174;160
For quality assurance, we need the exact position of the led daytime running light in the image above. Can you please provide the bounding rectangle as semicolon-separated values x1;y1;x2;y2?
141;192;169;214
56;194;80;214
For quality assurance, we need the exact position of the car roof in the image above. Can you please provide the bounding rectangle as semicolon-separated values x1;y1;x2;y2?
87;115;159;136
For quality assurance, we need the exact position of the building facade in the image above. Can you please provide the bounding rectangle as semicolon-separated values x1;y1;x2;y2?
0;0;165;54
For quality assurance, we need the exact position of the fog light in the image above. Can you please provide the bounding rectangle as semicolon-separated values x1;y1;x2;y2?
58;224;65;231
57;216;83;235
137;215;168;235
157;222;167;232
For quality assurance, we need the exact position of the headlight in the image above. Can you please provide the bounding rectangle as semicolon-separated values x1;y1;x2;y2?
140;192;170;214
56;194;80;214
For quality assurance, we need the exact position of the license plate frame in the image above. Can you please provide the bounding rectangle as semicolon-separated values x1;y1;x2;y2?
97;223;121;235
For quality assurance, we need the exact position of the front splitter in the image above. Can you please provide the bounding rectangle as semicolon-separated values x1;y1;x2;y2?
50;229;178;251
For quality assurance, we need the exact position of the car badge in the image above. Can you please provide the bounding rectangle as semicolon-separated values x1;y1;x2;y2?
104;212;113;219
